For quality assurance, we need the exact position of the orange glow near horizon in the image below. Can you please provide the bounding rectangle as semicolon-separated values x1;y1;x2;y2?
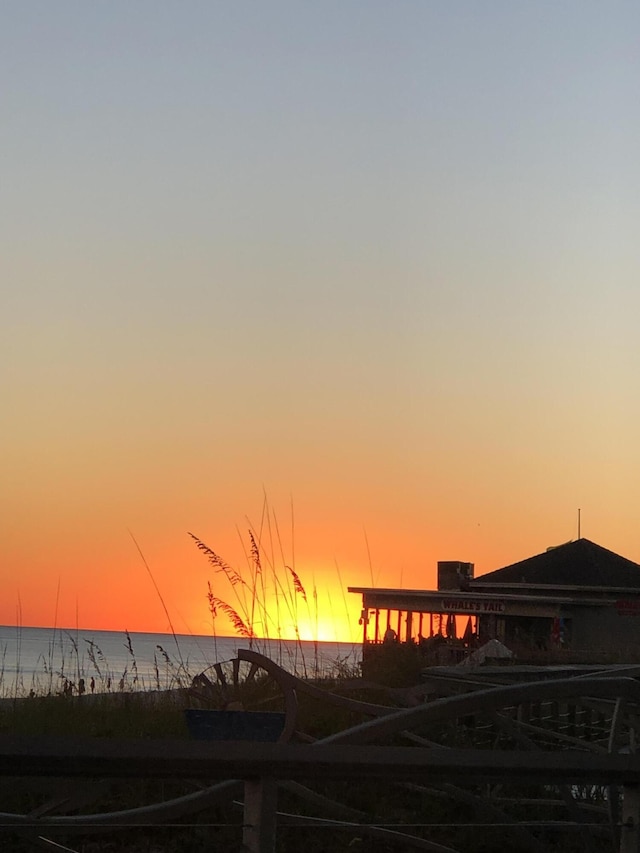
5;499;640;644
2;516;369;642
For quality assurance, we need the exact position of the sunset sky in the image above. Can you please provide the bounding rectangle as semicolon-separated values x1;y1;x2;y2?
2;2;640;642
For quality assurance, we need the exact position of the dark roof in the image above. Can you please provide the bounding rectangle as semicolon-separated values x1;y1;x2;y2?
474;538;640;589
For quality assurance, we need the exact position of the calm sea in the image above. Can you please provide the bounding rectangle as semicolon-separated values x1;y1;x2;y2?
0;625;361;697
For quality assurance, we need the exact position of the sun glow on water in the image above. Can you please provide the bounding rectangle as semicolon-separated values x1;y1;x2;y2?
289;615;359;644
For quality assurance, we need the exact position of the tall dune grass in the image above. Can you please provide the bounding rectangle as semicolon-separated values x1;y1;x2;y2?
189;497;361;677
190;495;365;676
0;629;195;700
190;528;318;675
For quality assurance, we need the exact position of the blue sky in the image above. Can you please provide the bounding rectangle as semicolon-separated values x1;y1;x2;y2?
2;2;640;633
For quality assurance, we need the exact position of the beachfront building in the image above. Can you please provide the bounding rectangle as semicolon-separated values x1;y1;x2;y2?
349;538;640;668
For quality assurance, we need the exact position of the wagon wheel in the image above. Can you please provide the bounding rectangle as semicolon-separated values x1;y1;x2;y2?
188;648;299;742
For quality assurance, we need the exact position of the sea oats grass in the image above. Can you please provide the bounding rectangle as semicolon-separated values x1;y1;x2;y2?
192;517;317;675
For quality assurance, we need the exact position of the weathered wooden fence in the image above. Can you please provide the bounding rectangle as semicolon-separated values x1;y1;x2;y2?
4;651;640;852
1;735;640;852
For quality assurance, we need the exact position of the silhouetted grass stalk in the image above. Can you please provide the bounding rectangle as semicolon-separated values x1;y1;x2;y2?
191;499;320;673
128;529;187;677
245;519;312;671
14;598;23;699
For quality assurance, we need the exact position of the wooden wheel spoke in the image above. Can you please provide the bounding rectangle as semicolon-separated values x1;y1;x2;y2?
244;661;260;684
213;662;227;687
232;657;241;688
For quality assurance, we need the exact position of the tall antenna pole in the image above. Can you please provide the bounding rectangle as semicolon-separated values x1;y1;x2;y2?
577;508;581;539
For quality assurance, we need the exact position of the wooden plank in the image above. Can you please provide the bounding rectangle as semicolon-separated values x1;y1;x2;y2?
243;778;277;853
1;735;640;785
621;783;640;853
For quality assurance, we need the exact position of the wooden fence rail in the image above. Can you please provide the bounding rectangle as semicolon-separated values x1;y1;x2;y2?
2;734;640;784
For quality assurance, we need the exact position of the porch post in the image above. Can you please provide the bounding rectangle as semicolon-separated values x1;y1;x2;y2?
406;611;414;643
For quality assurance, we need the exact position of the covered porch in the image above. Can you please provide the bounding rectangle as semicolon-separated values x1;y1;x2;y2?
348;586;612;672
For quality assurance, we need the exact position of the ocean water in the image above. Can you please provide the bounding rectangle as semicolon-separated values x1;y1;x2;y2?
0;625;361;697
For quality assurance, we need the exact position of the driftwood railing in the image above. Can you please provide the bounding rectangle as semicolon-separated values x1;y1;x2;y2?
1;736;640;852
4;650;640;853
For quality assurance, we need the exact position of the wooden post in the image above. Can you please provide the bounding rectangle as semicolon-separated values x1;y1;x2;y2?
242;777;277;853
406;611;413;643
621;784;640;853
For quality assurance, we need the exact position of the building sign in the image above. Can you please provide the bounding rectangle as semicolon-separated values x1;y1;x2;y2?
616;600;640;616
441;598;505;614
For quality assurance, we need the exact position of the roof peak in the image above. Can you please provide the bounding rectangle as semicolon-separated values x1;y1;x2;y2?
475;537;640;589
